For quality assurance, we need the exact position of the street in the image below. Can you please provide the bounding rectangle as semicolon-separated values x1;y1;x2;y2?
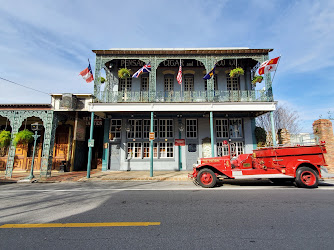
0;180;334;250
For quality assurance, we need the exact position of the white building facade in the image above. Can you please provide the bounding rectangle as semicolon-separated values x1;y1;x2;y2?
89;48;276;171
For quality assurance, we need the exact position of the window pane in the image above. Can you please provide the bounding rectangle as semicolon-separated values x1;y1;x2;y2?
110;119;122;139
229;119;243;138
216;119;228;138
159;142;174;158
186;119;197;138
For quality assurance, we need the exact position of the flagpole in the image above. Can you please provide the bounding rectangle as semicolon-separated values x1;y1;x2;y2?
271;55;281;85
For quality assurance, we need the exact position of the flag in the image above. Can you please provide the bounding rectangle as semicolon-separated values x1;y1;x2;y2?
132;63;151;78
79;63;94;83
176;65;182;84
258;56;280;75
203;65;216;80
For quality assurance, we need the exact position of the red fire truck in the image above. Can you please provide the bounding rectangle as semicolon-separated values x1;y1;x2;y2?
190;143;327;188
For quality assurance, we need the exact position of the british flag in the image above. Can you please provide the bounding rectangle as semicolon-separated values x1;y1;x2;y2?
132;63;151;78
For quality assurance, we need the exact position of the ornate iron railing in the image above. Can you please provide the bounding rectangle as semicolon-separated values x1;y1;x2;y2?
97;90;272;103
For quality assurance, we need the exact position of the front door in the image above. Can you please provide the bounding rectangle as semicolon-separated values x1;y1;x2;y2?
186;142;198;170
109;143;121;170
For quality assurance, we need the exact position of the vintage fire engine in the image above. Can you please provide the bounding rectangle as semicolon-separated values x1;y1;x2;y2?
190;142;327;188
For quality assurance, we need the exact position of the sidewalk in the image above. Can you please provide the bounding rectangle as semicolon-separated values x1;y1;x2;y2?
0;170;193;183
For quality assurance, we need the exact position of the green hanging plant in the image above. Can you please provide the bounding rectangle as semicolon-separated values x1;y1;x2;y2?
100;77;106;83
252;75;263;85
13;129;34;146
229;67;244;78
118;68;131;79
0;130;11;147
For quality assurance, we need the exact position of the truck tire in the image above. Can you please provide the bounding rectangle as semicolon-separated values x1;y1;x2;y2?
197;168;217;188
295;167;319;188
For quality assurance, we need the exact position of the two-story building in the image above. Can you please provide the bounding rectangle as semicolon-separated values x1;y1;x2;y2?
88;47;276;171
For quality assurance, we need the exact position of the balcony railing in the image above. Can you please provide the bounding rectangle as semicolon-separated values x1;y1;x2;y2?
97;90;273;103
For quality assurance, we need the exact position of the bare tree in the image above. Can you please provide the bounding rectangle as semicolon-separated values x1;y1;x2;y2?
256;104;301;135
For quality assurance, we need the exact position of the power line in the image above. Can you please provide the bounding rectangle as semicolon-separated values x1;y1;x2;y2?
0;76;50;96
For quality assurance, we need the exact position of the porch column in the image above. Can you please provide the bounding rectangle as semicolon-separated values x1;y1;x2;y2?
5;111;18;178
102;118;110;171
87;112;95;178
149;58;157;102
150;111;154;177
210;111;215;157
94;56;103;99
270;111;277;146
205;57;215;102
40;111;56;178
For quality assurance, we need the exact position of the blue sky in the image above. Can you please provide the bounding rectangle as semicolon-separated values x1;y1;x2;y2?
0;0;334;132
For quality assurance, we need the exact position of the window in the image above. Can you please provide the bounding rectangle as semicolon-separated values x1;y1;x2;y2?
143;142;158;158
217;142;229;156
143;119;158;139
217;142;244;157
204;75;218;91
184;75;194;91
127;142;142;159
226;74;240;90
229;119;243;138
110;119;122;140
141;75;149;91
216;119;229;138
186;119;197;138
127;119;142;139
119;78;132;91
159;142;174;158
159;119;174;138
164;75;174;92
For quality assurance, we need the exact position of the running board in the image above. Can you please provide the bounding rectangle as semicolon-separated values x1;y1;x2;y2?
232;173;294;179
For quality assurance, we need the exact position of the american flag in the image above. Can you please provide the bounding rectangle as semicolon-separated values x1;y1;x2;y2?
132;63;151;78
176;65;182;84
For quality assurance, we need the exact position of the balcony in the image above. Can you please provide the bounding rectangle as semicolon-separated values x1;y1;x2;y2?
97;90;273;103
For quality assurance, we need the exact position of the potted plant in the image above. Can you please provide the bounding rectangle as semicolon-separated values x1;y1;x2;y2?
118;68;131;79
252;75;263;85
0;130;11;148
229;67;244;78
100;77;106;83
13;129;34;146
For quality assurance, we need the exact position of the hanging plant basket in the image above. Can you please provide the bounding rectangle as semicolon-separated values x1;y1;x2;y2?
252;75;264;85
229;67;244;78
118;68;131;79
100;77;106;83
0;130;11;147
13;129;34;146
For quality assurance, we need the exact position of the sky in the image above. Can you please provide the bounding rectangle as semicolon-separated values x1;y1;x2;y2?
0;0;334;133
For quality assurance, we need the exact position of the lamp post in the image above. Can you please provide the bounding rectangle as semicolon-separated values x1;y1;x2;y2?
28;123;41;180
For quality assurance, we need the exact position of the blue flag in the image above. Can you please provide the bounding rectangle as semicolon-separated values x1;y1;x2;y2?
203;65;216;80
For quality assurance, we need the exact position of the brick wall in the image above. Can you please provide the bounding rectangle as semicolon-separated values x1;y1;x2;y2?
313;119;334;173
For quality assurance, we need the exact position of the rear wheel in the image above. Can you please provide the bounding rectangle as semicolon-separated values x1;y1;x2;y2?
295;167;319;188
197;168;217;188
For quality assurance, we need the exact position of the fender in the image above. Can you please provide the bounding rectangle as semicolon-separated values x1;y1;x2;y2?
285;160;320;177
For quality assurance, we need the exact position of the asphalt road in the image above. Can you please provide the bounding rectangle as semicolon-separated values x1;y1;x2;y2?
0;180;334;250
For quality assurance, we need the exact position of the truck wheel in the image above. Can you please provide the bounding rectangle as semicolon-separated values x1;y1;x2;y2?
197;168;217;188
295;167;319;188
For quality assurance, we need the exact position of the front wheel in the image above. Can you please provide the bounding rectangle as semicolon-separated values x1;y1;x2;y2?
197;168;217;188
295;167;319;188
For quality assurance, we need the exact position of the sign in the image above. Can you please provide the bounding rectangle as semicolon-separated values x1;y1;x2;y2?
88;139;95;148
149;132;155;141
175;139;185;146
83;115;103;126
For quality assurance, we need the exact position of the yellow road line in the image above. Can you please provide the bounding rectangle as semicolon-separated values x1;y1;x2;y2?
0;222;161;228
